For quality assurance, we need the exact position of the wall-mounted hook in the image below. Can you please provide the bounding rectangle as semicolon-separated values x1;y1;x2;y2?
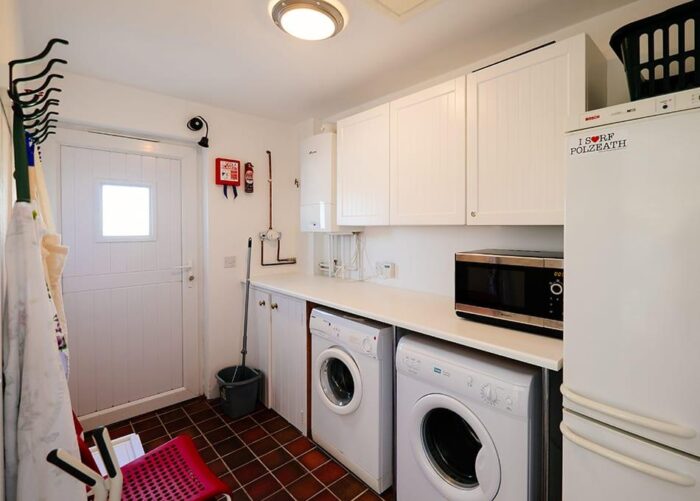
34;128;56;145
294;178;300;188
17;74;64;97
29;122;57;139
18;87;62;107
12;59;67;97
24;111;58;130
23;99;60;120
8;38;68;94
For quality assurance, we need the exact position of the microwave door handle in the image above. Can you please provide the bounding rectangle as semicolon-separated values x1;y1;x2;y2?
561;385;696;439
560;423;696;487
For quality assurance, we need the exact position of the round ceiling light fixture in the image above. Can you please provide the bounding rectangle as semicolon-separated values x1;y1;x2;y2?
271;0;346;41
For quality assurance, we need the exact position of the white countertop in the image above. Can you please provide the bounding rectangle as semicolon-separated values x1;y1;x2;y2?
249;274;563;371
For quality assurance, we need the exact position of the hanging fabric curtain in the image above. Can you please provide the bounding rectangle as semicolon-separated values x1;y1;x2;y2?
3;106;85;501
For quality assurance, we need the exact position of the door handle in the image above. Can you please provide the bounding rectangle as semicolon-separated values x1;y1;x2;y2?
560;422;695;487
174;261;195;287
561;385;696;439
258;300;266;306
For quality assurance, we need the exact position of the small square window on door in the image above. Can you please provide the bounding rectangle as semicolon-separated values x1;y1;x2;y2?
97;181;156;242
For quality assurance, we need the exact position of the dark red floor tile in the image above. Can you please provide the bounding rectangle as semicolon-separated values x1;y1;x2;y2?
266;490;294;501
207;458;229;476
233;459;268;485
230;416;257;433
298;449;329;470
249;436;278;456
183;398;211;414
189;407;218;422
106;423;133;439
130;410;157;423
239;425;268;444
223;448;255;470
138;424;167;443
205;425;235;444
251;408;278;424
198;415;226;433
329;475;367;500
132;416;161;433
219;472;240;493
284;436;314;457
163;416;192;433
192;435;210;450
272;427;301;445
272;460;306;486
313;461;347;485
244;473;282;500
198;446;218;463
356;490;382;500
159;407;186;423
261;416;289;433
287;474;323;501
142;435;170;452
230;488;252;500
309;490;337;501
213;436;245;456
260;447;293;470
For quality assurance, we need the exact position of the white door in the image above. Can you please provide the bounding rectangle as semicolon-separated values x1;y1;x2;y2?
246;287;271;407
562;410;700;501
270;293;307;434
564;109;700;457
390;77;466;225
336;104;390;226
56;129;199;428
466;35;591;225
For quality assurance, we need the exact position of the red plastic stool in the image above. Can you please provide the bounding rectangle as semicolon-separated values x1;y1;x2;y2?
121;435;229;501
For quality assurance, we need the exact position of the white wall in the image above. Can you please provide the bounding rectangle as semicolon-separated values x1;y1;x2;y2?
306;0;683;298
42;73;301;397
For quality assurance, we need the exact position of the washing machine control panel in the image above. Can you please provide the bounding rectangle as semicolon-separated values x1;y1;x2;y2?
310;311;386;358
397;348;528;416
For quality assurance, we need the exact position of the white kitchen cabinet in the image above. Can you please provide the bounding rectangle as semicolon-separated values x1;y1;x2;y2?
246;287;271;407
336;104;391;226
390;77;466;225
466;34;606;225
269;292;307;434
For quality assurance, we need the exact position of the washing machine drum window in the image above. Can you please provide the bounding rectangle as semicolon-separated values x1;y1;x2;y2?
411;394;501;500
315;347;363;415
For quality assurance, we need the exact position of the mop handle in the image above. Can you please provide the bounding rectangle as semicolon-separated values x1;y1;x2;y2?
241;237;253;368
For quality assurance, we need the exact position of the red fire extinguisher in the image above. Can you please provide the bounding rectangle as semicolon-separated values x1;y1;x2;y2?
244;162;254;193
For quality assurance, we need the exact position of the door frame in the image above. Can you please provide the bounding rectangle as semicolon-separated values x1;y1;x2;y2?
45;127;202;429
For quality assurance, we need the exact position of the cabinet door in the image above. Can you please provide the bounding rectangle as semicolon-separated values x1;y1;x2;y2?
466;38;587;225
246;287;271;407
390;77;466;225
270;293;307;434
336;104;390;226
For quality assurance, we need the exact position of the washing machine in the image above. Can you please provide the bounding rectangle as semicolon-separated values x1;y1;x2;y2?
310;307;393;493
396;335;541;501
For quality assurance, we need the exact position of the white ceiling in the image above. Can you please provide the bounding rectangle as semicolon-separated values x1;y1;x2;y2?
19;0;637;122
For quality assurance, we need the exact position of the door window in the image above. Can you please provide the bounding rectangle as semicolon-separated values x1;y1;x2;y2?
321;357;355;406
422;408;482;488
98;182;155;241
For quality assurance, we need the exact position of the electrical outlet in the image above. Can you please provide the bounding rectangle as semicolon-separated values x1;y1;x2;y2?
376;262;396;279
224;256;236;268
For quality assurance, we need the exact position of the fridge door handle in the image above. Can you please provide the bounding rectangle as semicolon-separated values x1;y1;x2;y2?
560;422;696;487
561;385;696;439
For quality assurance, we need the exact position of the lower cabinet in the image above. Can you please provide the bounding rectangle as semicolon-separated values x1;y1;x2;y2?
248;287;307;434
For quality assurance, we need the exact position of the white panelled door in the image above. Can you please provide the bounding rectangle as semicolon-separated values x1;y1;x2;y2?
57;129;199;427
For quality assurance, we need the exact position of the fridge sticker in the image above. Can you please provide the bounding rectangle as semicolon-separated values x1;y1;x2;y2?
569;131;628;156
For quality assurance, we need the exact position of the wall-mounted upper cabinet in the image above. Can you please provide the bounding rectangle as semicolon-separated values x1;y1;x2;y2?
390;77;466;225
466;34;606;226
336;104;391;226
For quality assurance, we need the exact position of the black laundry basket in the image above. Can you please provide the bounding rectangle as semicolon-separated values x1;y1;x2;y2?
610;0;700;100
216;366;262;420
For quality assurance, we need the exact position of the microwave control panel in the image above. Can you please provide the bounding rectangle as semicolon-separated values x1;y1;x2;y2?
547;269;564;320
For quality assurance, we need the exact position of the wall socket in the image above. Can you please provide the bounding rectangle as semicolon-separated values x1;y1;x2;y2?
376;262;396;279
224;256;236;268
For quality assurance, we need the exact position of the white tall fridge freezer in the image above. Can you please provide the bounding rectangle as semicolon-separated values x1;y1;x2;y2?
563;88;700;500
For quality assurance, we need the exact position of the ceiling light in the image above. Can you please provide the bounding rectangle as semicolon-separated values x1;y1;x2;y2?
271;0;345;41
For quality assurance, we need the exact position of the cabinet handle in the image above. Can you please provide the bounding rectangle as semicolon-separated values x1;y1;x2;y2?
470;211;477;217
270;303;278;310
258;300;266;306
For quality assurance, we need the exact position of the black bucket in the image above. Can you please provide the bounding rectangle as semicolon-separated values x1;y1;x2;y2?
216;366;263;420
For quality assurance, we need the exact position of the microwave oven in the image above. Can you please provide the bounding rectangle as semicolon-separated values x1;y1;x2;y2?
455;249;563;338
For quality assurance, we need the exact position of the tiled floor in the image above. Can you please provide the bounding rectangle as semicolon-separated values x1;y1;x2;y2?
88;397;393;501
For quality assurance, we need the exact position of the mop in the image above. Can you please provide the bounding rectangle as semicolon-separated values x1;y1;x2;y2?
231;237;253;383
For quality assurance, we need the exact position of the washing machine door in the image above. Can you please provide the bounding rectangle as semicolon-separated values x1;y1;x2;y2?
315;347;363;415
410;394;501;501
